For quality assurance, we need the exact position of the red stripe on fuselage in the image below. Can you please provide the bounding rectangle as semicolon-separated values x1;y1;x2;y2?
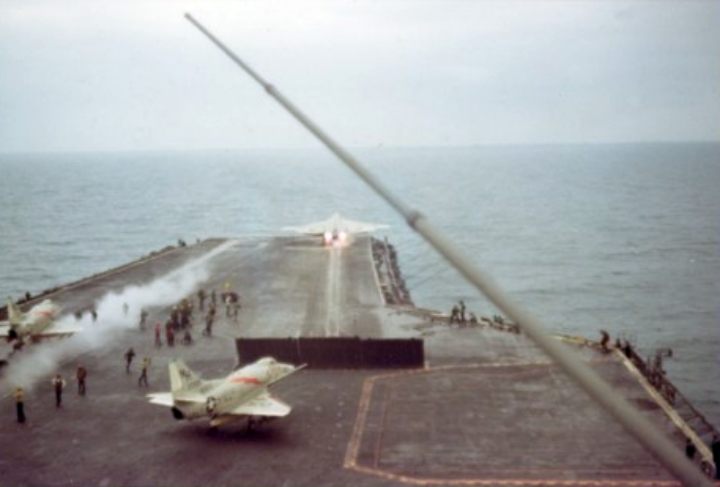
229;376;262;385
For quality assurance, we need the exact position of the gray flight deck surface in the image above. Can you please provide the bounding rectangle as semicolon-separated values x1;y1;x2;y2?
0;236;703;486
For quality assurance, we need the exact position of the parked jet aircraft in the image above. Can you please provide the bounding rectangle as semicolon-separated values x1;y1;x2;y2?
284;212;388;246
147;357;304;429
0;298;80;349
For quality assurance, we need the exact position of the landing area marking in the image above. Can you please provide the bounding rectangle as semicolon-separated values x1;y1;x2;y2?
344;364;678;486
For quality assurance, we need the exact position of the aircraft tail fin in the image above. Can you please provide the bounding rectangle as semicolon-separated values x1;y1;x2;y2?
7;298;23;326
169;359;202;393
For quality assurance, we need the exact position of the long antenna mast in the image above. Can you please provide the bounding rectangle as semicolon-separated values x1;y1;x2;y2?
184;13;712;486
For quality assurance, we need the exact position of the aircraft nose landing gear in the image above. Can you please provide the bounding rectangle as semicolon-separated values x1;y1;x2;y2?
206;396;217;416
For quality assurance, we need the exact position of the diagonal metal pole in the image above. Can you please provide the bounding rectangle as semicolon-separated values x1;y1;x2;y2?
184;13;713;486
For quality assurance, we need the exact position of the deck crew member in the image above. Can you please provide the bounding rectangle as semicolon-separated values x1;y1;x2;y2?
600;330;610;353
166;323;175;347
124;347;136;374
450;305;459;324
138;357;151;387
197;289;206;311
14;387;26;423
685;438;696;460
154;322;163;347
204;305;215;336
51;374;66;408
225;293;232;317
712;435;720;479
230;293;241;319
76;364;87;395
139;309;148;330
170;306;179;328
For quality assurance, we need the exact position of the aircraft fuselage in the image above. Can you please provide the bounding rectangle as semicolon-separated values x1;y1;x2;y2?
5;299;61;343
170;358;297;421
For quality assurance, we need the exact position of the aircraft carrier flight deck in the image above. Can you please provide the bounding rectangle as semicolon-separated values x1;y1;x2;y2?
0;236;716;486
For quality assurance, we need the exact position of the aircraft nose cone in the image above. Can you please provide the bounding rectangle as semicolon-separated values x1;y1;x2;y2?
273;364;295;379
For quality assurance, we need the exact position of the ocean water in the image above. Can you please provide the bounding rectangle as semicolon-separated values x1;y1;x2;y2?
0;143;718;427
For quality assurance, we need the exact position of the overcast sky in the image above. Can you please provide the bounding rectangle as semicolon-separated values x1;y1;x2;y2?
1;0;718;152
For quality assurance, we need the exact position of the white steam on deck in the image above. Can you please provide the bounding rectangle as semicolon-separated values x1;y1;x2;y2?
2;240;238;390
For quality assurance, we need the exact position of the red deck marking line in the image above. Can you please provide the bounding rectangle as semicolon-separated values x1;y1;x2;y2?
348;463;680;486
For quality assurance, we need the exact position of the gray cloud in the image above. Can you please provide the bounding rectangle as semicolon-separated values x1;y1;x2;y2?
0;0;718;152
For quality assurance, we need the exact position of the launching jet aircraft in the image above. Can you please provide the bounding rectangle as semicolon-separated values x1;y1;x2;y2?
147;357;304;429
0;298;80;349
284;212;388;246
